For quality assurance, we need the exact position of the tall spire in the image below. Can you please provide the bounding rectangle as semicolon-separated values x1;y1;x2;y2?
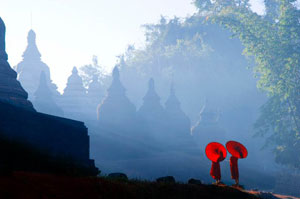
61;66;87;120
0;17;34;111
97;66;136;132
22;29;41;60
165;83;181;112
165;84;191;136
137;78;166;138
33;71;64;117
88;75;104;104
15;29;60;101
138;78;164;116
107;66;125;96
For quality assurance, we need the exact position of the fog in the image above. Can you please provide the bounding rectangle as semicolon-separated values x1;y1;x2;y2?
8;0;300;196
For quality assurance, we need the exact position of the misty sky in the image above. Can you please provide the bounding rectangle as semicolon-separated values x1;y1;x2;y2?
0;0;264;92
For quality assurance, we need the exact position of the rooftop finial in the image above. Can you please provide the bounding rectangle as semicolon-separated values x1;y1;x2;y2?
112;66;120;79
72;66;78;74
22;29;41;59
27;29;36;44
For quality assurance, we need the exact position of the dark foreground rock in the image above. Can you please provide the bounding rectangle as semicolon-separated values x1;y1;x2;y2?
156;176;176;183
188;178;202;185
108;172;128;180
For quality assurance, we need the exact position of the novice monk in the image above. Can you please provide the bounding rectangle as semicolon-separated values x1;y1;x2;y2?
229;156;239;185
206;142;227;184
210;151;224;184
226;141;248;186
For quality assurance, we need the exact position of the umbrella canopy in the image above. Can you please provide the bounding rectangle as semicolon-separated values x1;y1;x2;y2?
226;141;248;159
205;142;227;163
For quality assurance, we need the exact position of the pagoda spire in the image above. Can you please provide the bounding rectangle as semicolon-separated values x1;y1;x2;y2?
138;78;164;116
165;83;181;112
87;74;105;118
22;29;41;60
33;71;64;117
165;84;191;136
97;66;136;132
0;17;34;111
61;66;87;120
107;66;126;96
15;29;60;101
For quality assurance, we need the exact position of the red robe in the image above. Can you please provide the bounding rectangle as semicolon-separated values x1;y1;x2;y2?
230;156;239;180
210;161;221;180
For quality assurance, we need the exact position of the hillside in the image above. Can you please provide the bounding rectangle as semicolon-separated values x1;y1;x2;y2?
0;172;260;199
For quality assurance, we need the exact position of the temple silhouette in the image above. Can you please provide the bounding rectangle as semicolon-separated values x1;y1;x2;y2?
0;17;97;173
15;29;60;101
96;67;193;150
61;66;88;120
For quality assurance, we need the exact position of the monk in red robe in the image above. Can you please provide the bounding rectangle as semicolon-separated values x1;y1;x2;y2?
209;151;224;184
226;141;248;186
210;161;221;182
230;156;239;185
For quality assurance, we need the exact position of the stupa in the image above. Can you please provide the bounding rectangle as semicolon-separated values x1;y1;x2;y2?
87;75;105;118
165;84;191;136
0;17;34;111
15;29;60;101
137;78;166;138
191;101;227;146
61;67;87;120
33;71;64;117
97;66;136;132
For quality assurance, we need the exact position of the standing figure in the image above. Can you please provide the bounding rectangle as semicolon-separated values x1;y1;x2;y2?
205;142;227;184
226;141;248;186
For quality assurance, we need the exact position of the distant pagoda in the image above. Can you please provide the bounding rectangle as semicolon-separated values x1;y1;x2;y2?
33;71;64;117
97;66;136;132
61;67;87;120
165;84;191;136
87;75;105;118
191;100;226;146
137;78;166;137
0;17;34;111
15;29;60;101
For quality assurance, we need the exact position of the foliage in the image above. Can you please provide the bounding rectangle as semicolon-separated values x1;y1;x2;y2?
79;55;109;88
117;13;260;126
195;0;300;168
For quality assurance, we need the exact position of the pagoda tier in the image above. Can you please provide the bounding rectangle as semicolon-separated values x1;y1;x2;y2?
165;84;191;136
33;71;64;117
97;67;136;132
87;75;105;118
61;67;87;120
0;17;34;111
137;78;166;137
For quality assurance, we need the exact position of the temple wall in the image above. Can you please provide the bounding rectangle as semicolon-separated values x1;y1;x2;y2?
0;101;95;169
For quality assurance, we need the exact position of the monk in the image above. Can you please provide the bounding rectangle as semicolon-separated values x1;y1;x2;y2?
226;141;248;186
209;150;225;184
206;142;227;184
230;156;239;185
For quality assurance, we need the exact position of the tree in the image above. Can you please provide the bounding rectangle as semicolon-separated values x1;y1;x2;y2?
196;0;300;168
79;55;108;88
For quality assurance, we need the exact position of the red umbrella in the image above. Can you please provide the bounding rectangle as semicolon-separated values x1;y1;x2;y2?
205;142;227;182
205;142;227;163
226;141;248;159
226;141;248;185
